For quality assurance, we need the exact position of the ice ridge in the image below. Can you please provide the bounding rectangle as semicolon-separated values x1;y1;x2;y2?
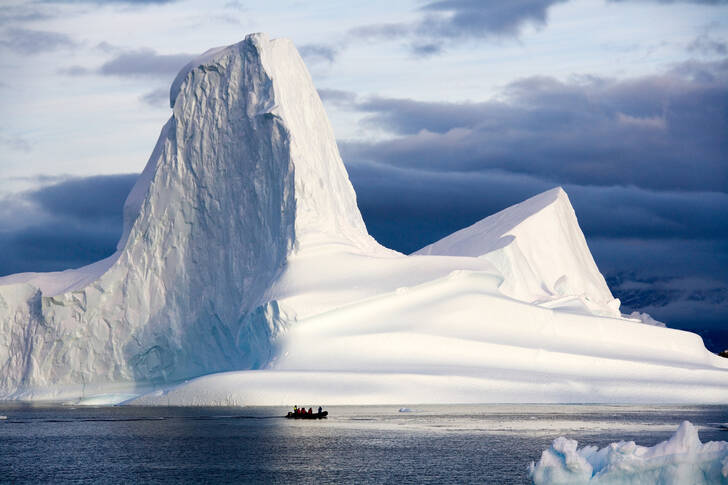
416;187;621;315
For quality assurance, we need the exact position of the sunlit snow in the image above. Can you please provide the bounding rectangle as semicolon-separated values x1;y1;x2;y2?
0;34;726;405
530;421;728;485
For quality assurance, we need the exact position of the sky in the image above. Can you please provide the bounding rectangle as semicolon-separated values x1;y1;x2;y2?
0;0;727;350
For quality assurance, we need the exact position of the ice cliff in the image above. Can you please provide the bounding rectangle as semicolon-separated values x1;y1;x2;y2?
1;33;726;404
0;33;384;398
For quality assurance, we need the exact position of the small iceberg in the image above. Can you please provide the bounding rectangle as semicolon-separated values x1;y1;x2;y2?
529;421;728;484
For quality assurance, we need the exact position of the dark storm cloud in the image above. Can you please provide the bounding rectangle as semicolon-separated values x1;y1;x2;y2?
0;28;76;54
28;174;138;221
0;222;123;276
346;162;727;253
98;48;193;77
299;44;338;64
594;238;728;351
0;174;138;276
345;59;728;192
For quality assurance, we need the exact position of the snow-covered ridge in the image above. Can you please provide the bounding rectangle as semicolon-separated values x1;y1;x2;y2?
0;33;726;404
416;187;621;316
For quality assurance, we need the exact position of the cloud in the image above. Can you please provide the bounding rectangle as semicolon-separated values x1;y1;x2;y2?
0;28;76;55
417;0;568;38
345;0;728;56
346;160;726;251
318;88;358;105
0;134;32;152
688;32;727;56
41;0;176;4
609;0;728;4
595;238;728;350
410;42;444;57
348;22;412;41
58;47;193;79
0;4;58;27
58;65;91;76
343;58;728;192
140;87;170;107
28;174;138;221
0;174;137;276
347;0;568;55
98;48;194;77
299;44;338;64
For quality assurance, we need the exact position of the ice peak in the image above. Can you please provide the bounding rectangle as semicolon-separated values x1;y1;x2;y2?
416;186;574;259
170;33;269;109
416;187;618;311
0;33;387;394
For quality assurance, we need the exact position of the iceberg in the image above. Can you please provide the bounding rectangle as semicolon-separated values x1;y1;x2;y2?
415;187;621;317
529;421;728;485
0;33;726;405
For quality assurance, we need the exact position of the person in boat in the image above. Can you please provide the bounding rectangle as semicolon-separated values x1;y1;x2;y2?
318;406;322;414
293;405;298;414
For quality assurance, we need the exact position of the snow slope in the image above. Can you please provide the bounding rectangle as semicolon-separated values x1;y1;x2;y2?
1;33;726;404
530;421;728;484
416;188;621;317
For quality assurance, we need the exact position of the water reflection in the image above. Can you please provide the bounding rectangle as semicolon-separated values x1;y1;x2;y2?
1;404;726;483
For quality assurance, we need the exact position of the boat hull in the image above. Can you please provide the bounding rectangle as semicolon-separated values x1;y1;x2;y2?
286;411;328;419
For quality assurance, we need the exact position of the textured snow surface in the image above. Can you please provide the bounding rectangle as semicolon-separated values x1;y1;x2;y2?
530;421;728;485
0;33;382;398
416;188;621;317
0;33;726;404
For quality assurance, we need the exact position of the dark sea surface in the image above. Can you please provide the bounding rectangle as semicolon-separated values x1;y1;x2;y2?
1;404;726;484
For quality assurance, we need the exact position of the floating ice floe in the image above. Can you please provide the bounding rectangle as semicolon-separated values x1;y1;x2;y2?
529;421;728;484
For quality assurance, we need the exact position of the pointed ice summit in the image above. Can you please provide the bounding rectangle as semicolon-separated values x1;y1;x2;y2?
0;33;386;397
1;34;726;404
416;187;621;317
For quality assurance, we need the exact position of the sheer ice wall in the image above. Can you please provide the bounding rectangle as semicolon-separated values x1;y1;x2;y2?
0;33;376;397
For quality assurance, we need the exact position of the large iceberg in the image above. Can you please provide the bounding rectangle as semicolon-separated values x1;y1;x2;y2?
1;33;727;405
529;421;728;485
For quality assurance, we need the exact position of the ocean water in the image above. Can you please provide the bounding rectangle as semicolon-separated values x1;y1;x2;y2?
1;404;726;484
